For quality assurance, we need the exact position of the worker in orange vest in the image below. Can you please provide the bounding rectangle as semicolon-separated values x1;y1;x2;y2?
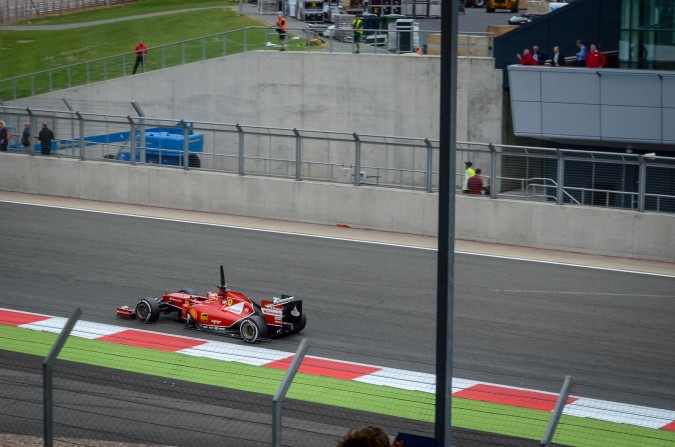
275;12;288;51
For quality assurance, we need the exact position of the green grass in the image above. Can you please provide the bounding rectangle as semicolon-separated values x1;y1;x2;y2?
2;324;675;447
1;6;269;80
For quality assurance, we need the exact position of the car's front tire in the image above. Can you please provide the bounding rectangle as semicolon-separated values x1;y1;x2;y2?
135;298;160;323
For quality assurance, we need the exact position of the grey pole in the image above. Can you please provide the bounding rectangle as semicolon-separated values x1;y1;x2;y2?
293;128;302;181
44;308;82;447
127;116;136;166
353;132;361;186
131;101;146;163
540;375;574;447
181;119;189;170
236;124;245;175
436;0;459;445
272;339;309;447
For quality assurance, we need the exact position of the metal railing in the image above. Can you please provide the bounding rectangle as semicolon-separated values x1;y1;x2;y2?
1;103;674;213
0;0;135;24
0;26;491;101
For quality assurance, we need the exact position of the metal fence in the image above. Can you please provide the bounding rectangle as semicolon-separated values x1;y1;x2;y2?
0;0;135;24
0;26;490;102
1;102;674;214
3;307;675;447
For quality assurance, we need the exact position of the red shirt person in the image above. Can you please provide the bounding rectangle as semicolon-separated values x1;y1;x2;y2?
467;168;484;195
585;43;606;68
517;49;538;66
132;39;148;74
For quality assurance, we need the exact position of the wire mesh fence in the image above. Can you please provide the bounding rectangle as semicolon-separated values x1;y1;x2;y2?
2;306;675;447
0;0;135;24
2;102;674;214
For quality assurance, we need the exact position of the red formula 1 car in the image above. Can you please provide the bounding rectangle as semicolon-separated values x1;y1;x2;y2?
116;266;306;343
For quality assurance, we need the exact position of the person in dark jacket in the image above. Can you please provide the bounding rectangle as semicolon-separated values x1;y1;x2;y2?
21;122;32;153
551;46;566;66
532;45;548;65
0;120;9;151
38;123;55;155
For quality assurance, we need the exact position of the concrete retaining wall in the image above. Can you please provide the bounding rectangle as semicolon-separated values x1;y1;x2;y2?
34;52;504;145
1;153;672;263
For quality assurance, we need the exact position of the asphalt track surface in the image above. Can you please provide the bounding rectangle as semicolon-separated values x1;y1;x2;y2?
0;195;673;412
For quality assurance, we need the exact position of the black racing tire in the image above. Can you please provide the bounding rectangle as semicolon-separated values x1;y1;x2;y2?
178;288;195;295
239;315;268;343
135;298;160;323
292;313;307;334
474;0;486;7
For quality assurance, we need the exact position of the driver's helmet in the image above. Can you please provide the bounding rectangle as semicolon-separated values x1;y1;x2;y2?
207;292;218;301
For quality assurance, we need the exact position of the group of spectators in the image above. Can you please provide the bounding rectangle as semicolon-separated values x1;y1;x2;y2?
0;120;55;155
517;39;606;68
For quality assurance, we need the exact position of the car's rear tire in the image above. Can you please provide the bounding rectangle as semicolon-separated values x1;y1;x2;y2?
292;313;307;334
135;298;160;323
240;316;268;343
474;0;486;7
178;288;195;295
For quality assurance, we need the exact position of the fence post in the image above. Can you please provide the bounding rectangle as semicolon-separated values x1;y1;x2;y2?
540;375;573;447
293;128;302;181
555;149;565;204
237;123;245;175
272;338;309;447
127;116;136;165
637;155;647;212
131;102;146;163
425;138;433;192
44;308;82;447
353;132;361;186
489;143;498;198
181;119;190;170
76;112;85;160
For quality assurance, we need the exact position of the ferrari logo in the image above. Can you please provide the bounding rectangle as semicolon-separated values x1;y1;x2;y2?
200;313;208;323
227;298;233;306
184;300;190;308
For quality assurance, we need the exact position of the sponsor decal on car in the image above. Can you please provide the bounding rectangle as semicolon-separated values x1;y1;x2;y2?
227;298;233;306
200;313;208;323
223;302;245;315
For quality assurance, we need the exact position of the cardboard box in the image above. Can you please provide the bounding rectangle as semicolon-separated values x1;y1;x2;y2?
487;25;518;49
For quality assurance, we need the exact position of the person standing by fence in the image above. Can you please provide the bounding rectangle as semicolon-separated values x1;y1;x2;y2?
275;12;288;51
21;123;32;154
352;14;364;54
0;121;10;152
132;39;148;74
38;123;55;155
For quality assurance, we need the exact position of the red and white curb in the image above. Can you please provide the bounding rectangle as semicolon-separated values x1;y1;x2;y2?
2;308;674;432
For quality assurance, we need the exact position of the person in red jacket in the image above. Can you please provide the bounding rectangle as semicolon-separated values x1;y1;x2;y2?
586;43;606;68
517;49;538;66
132;39;148;74
467;168;485;195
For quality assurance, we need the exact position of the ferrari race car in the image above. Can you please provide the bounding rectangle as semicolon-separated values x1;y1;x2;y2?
116;266;306;343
